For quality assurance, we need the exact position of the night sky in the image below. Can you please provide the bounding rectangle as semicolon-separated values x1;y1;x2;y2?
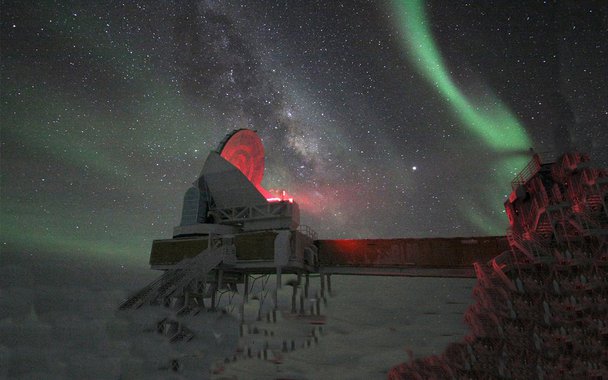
2;1;607;265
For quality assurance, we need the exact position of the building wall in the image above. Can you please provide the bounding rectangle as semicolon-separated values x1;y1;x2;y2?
317;236;508;268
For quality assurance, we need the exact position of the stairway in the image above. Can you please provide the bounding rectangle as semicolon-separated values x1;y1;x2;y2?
119;246;230;310
506;230;536;262
536;218;553;238
118;270;183;310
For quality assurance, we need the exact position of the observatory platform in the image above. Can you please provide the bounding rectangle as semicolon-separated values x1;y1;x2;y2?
121;129;507;314
144;129;506;279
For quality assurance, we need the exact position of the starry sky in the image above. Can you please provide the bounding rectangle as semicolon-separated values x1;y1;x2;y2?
2;1;607;265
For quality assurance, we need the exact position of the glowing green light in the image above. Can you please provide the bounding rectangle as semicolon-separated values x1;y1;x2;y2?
392;0;533;234
1;202;149;264
1;8;220;262
393;0;531;151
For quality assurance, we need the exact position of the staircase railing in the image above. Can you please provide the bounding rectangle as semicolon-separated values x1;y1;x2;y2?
119;245;229;310
511;155;541;190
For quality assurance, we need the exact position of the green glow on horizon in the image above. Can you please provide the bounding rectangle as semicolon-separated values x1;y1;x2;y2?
1;202;150;265
1;8;220;262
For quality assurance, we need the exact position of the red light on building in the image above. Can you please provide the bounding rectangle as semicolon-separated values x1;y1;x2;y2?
266;189;294;203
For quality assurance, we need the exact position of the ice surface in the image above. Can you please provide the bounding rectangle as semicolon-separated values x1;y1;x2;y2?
0;252;475;379
220;275;475;380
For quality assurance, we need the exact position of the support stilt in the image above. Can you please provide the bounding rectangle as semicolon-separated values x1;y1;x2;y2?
274;267;281;311
290;281;297;314
244;274;249;303
298;273;304;314
211;284;216;311
320;273;325;299
240;274;249;322
217;269;224;290
197;281;205;310
214;269;223;311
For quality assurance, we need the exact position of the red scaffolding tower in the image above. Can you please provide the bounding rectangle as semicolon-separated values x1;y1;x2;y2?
390;152;608;379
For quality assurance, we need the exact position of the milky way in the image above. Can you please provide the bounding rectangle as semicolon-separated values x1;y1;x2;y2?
2;1;607;265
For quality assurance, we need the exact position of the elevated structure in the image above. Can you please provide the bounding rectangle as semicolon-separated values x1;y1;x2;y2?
121;129;316;321
120;129;511;345
318;237;506;277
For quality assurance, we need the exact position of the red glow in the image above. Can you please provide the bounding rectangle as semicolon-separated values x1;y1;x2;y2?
266;189;294;203
219;130;265;187
266;197;294;203
219;130;296;204
505;204;515;226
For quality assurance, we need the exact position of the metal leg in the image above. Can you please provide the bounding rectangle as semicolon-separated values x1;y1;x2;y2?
291;280;297;314
244;274;249;303
320;273;325;299
215;270;223;311
183;291;189;309
298;273;304;314
256;274;271;321
198;279;206;310
274;267;281;311
211;284;216;311
217;269;223;290
240;274;248;322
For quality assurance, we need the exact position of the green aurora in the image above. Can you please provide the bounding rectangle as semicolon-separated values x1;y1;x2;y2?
1;7;219;264
392;0;533;233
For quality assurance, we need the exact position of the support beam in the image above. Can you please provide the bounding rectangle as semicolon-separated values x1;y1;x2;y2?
290;281;297;314
274;267;281;311
240;274;248;323
184;291;189;309
215;270;223;311
243;274;249;303
211;284;216;311
320;273;325;299
298;273;304;314
217;269;224;290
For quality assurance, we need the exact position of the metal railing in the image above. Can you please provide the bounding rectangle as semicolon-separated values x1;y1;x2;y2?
211;202;293;223
511;155;541;190
298;224;318;240
511;152;560;190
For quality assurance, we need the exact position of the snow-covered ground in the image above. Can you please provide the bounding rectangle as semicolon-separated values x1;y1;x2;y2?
1;253;475;379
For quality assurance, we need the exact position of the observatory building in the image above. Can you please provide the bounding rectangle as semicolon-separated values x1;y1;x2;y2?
121;129;318;317
120;129;507;328
152;129;317;275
